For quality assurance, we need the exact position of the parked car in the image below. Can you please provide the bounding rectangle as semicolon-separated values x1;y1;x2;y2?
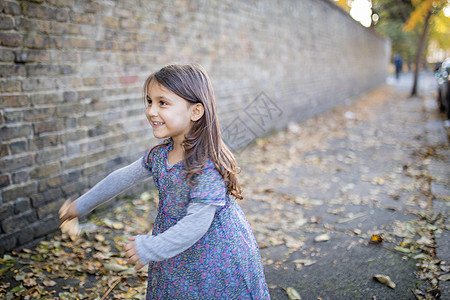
435;58;450;119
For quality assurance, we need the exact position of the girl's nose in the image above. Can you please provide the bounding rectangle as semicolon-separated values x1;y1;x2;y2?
147;105;158;117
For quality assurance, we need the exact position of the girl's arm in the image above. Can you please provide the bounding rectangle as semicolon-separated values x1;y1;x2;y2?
72;158;152;217
132;202;218;265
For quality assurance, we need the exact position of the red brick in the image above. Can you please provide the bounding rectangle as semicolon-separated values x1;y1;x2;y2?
1;210;37;233
0;174;10;188
0;80;21;93
0;32;21;47
68;37;95;49
9;140;27;154
24;34;53;49
0;153;34;173
55;8;69;22
30;162;61;179
0;64;26;77
0;15;14;29
36;195;63;218
30;93;62;105
0;144;8;158
56;103;83;117
22;77;55;91
103;16;119;28
0;124;32;141
0;1;21;15
30;134;59;149
0;95;28;108
23;107;56;121
50;22;81;35
38;174;64;192
70;12;96;24
46;0;73;8
33;119;64;134
17;18;50;33
14;49;51;63
26;64;60;76
35;147;64;164
21;2;55;19
3;110;22;123
0;49;15;61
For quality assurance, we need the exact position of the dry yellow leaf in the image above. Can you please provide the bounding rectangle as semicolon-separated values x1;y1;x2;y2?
371;233;384;244
373;274;396;289
286;286;301;299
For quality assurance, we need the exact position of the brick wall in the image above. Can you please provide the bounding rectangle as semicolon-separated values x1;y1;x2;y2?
0;0;390;253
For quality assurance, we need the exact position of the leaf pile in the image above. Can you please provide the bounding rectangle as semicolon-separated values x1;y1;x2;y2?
0;192;158;299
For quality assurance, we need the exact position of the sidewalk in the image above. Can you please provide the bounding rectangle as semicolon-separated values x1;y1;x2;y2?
0;72;449;299
237;71;449;299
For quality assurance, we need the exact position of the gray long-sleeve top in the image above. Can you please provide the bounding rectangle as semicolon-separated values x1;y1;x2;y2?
75;158;218;265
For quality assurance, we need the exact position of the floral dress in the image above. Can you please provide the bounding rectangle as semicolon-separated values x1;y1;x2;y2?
141;139;270;299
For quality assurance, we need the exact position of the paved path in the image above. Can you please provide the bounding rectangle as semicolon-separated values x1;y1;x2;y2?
1;72;448;299
237;71;449;299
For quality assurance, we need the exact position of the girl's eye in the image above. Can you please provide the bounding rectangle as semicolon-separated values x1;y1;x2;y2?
160;100;167;106
146;98;152;105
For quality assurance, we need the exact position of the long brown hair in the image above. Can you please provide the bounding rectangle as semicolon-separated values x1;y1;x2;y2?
144;64;243;199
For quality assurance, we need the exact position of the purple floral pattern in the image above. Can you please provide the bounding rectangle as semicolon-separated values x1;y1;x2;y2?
141;139;270;299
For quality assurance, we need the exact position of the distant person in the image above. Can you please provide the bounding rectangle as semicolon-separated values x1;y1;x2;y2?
59;64;270;299
394;54;403;80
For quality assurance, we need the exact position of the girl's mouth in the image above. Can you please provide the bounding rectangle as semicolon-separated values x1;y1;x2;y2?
152;121;165;127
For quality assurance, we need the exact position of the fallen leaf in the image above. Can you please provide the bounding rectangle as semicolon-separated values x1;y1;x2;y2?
370;233;384;244
104;262;129;272
372;177;385;185
285;236;304;250
0;282;10;289
286;286;302;299
23;277;37;287
103;218;124;230
293;259;317;270
95;234;105;242
140;192;152;202
338;212;367;223
394;246;411;253
439;274;450;281
373;274;396;289
413;253;429;260
10;284;27;296
43;280;57;287
314;234;330;242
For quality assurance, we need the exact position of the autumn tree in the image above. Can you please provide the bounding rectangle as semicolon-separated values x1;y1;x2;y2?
404;0;448;96
372;0;417;69
338;0;448;96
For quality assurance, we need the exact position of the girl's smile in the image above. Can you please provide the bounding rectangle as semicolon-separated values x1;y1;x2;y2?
151;121;165;128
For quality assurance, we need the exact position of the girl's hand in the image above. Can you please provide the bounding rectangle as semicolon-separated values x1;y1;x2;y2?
124;236;145;271
59;200;80;224
58;200;81;241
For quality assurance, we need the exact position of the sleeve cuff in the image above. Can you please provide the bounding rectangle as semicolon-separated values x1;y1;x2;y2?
134;234;154;266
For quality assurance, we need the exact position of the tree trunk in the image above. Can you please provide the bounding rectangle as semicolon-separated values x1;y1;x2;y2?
411;10;433;96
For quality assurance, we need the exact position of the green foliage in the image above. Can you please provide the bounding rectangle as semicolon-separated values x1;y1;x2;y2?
373;0;418;63
373;0;449;64
429;8;450;50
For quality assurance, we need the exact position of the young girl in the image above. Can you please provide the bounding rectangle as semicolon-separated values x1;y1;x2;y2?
59;64;270;299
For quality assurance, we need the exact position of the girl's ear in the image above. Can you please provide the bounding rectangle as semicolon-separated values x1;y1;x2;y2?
190;103;205;122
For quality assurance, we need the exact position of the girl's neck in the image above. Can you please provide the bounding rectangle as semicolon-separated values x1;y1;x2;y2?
171;136;183;152
168;137;184;165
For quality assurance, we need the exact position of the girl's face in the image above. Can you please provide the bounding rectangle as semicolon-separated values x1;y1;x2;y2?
145;80;198;145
